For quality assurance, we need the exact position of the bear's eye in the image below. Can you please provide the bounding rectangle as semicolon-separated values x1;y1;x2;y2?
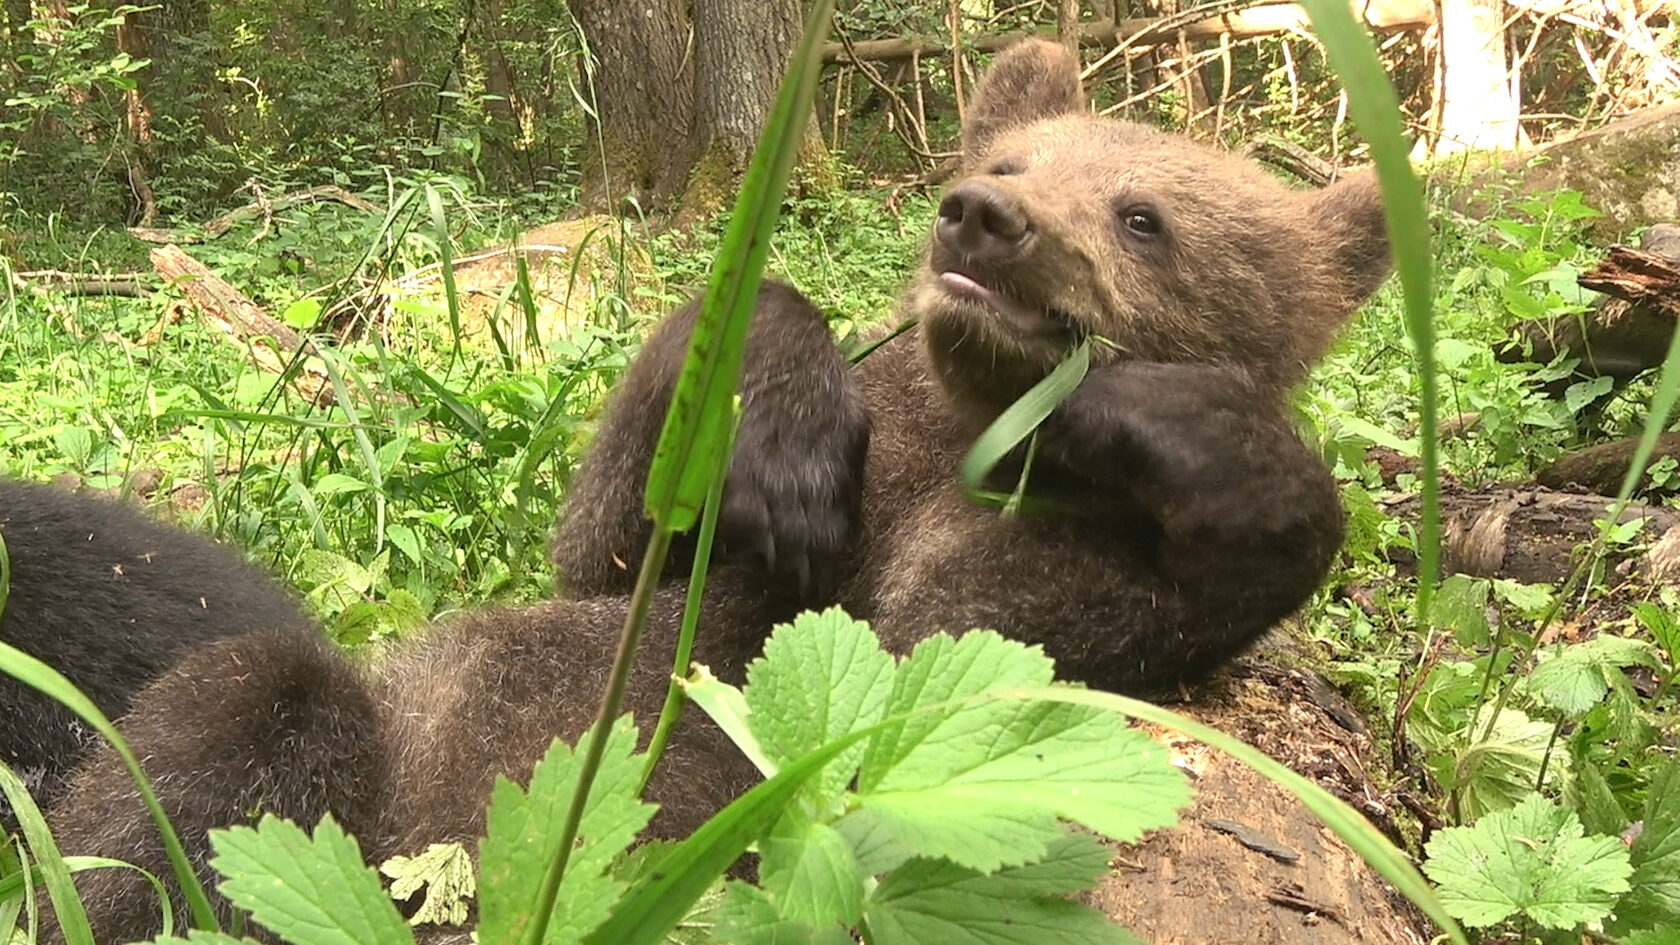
1119;206;1163;238
986;157;1025;177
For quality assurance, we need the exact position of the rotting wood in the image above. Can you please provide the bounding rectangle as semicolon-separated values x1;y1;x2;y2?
1383;484;1680;585
128;185;378;245
1094;652;1431;944
1538;432;1680;496
148;244;332;403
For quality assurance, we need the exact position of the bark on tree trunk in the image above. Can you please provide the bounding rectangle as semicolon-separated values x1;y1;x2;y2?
1434;0;1525;152
570;0;696;210
685;0;825;216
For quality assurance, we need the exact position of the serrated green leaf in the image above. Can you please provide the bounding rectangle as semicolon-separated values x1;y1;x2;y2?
1454;709;1554;820
1624;928;1680;945
208;815;414;945
746;608;894;810
855;695;1189;872
1567;758;1629;838
480;716;655;945
714;883;856;945
1530;637;1658;718
759;815;863;928
1422;794;1631;929
1616;759;1680;931
379;842;475;927
1431;575;1489;646
857;632;1056;794
864;832;1143;945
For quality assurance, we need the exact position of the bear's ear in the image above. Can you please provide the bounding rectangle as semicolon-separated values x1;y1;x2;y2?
1311;172;1392;305
962;39;1085;160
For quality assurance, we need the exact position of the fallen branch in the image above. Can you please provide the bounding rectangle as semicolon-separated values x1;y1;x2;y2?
149;244;332;403
129;185;379;245
13;269;155;298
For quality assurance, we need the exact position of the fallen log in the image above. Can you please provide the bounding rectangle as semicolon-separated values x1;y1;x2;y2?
129;185;378;245
11;270;155;298
1498;225;1680;410
1538;433;1680;496
1383;484;1680;585
149;244;332;403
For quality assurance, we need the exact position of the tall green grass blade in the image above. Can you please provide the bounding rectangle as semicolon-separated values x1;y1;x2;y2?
0;642;218;933
642;0;838;532
312;346;387;553
0;855;175;940
959;339;1090;492
425;184;465;358
1004;686;1470;944
527;9;837;942
1293;0;1439;615
0;837;23;943
0;763;93;945
641;403;742;793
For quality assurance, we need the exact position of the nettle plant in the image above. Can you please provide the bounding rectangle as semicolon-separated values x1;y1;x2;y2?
137;609;1194;945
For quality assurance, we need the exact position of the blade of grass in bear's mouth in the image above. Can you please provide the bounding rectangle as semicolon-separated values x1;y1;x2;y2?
960;338;1093;505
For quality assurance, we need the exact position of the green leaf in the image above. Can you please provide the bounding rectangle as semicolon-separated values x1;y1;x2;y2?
683;664;777;777
479;716;655;945
642;0;837;532
378;843;475;927
746;608;894;810
582;720;876;945
1431;575;1489;647
209;815;414;945
1296;0;1439;616
854;633;1189;873
1530;637;1658;718
1421;794;1631;929
1453;709;1554;820
1616;759;1680;931
959;338;1090;491
0;641;218;933
759;815;863;928
0;762;95;945
713;883;856;945
1567;758;1629;838
863;832;1143;945
1565;375;1615;414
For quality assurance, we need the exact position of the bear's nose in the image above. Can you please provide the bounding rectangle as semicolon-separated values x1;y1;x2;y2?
935;181;1030;260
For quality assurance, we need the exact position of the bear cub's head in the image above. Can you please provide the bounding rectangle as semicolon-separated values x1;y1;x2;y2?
909;39;1392;420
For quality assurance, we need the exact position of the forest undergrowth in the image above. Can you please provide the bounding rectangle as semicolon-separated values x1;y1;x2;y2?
2;162;1679;942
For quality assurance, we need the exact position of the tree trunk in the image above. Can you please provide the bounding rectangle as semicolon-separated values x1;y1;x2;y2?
685;0;825;216
570;0;696;211
1433;0;1524;152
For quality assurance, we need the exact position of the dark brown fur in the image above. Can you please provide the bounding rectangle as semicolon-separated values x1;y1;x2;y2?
40;580;771;943
40;39;1389;944
0;479;316;826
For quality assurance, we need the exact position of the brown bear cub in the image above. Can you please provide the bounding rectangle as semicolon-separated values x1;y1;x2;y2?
557;38;1391;692
0;479;317;829
38;38;1389;944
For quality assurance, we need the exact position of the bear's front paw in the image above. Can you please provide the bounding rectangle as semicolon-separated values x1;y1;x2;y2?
716;397;870;601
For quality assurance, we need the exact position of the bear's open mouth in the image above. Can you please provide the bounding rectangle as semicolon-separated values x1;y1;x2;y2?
935;268;1077;338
